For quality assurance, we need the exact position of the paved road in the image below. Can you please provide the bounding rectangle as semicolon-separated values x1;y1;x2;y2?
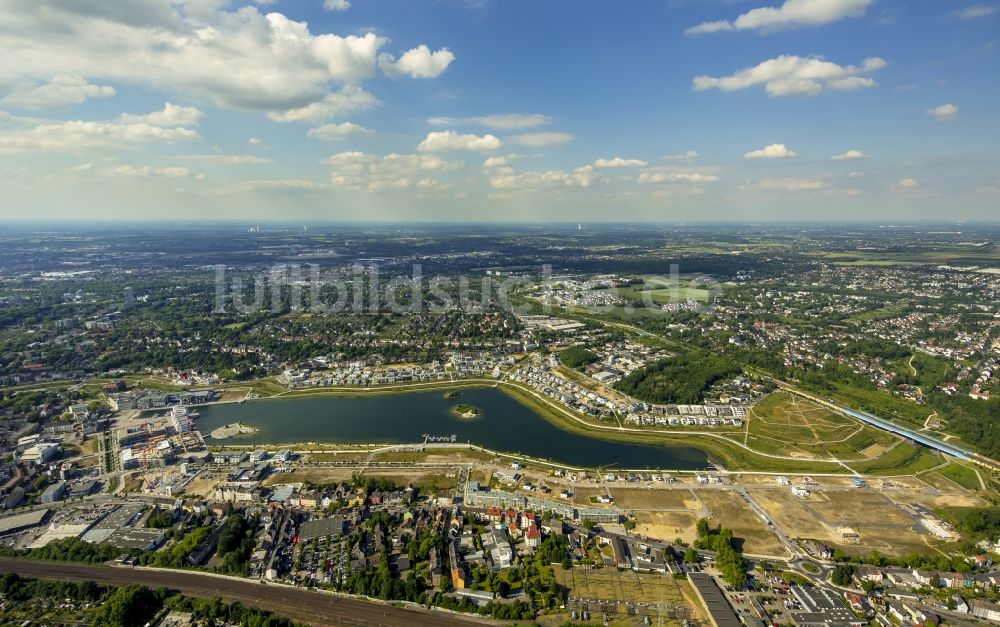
0;559;492;627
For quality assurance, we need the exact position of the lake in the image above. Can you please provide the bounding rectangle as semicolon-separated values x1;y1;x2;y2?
195;387;710;470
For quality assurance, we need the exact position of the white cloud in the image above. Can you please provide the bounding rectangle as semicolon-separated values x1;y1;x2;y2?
0;119;199;152
104;164;195;178
483;156;514;168
956;5;996;19
265;86;379;122
379;45;455;79
687;0;872;34
66;163;92;173
898;177;918;188
830;149;867;161
244;179;326;191
0;74;115;110
927;103;959;122
427;113;551;130
489;166;599;190
307;121;373;142
506;132;575;147
638;172;719;184
325;151;462;191
744;143;798;159
744;177;824;191
323;0;351;11
0;3;448;119
416;177;453;191
248;137;262;145
694;55;886;97
594;157;649;168
417;131;500;152
183;154;273;164
662;150;699;161
571;165;599;188
119;103;204;127
686;20;735;34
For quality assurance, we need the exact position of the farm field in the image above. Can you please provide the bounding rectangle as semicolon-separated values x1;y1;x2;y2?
732;392;898;459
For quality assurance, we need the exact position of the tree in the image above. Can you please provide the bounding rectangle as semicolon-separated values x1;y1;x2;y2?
90;584;161;627
696;518;710;538
684;547;699;563
831;565;854;587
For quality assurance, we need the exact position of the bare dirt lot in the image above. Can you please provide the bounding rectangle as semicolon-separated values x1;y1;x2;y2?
749;486;958;557
609;487;700;511
573;487;612;506
808;491;915;527
697;491;787;557
632;511;700;545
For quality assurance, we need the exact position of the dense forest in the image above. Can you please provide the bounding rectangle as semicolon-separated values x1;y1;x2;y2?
614;354;740;404
559;346;598;369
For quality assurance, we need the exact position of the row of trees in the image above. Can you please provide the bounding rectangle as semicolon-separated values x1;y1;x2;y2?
0;537;122;563
693;518;748;589
216;513;257;575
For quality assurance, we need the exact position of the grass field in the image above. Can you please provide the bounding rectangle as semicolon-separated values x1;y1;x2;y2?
849;442;944;475
608;280;712;304
934;463;982;491
734;392;898;460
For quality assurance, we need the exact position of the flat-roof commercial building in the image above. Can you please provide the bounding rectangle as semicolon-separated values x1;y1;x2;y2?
687;573;741;627
40;481;69;504
299;516;346;541
0;508;50;537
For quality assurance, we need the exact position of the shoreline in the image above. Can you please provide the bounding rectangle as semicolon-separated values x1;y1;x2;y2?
187;377;935;476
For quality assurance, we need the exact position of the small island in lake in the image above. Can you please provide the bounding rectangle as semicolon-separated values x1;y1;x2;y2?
210;422;258;440
443;390;460;399
451;404;480;419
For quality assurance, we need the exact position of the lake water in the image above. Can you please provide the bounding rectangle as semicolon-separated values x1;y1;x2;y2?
195;387;709;470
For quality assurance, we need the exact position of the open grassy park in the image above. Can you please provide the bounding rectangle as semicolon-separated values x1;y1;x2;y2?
595;277;713;305
731;392;899;460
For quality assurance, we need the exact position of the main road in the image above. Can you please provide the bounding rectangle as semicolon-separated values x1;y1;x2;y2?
0;559;493;627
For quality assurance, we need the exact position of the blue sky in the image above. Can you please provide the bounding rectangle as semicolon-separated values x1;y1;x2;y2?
0;0;997;221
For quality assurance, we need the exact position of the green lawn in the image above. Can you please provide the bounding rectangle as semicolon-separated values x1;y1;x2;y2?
935;463;982;491
736;392;897;460
849;442;943;475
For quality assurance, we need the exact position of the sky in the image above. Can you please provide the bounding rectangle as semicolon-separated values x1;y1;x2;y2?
0;0;998;222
